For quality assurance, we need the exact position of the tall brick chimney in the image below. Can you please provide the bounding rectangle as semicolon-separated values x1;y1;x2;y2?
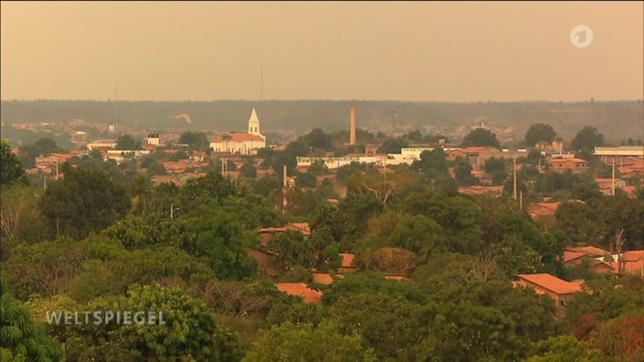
349;106;356;145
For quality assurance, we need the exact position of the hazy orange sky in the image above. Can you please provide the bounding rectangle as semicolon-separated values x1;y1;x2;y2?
1;1;642;101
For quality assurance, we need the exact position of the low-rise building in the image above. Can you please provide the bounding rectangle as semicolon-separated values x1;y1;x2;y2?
145;133;160;146
257;223;311;247
150;172;206;186
514;273;585;309
160;160;209;174
339;253;356;273
86;139;117;151
105;149;150;163
274;283;322;303
549;156;587;172
528;202;561;227
594;146;644;164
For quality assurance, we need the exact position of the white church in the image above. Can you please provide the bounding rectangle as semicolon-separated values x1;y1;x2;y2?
210;108;266;155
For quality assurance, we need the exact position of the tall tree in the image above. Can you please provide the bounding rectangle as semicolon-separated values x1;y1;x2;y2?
115;134;141;150
0;141;26;186
571;127;605;151
18;137;63;168
178;131;209;150
461;128;500;148
63;285;243;361
525;123;556;146
377;138;408;154
454;157;478;186
484;157;508;185
40;164;130;239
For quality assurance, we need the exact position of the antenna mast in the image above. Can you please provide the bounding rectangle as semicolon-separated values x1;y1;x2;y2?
260;65;264;101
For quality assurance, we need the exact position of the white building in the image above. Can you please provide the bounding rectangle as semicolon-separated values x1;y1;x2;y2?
86;139;117;151
594;146;644;159
210;108;266;155
105;149;150;163
146;133;160;146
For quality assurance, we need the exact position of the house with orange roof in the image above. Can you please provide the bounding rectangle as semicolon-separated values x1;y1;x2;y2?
618;157;643;176
514;273;585;309
528;202;561;227
257;223;311;247
339;253;356;273
161;160;209;174
35;151;84;175
562;245;609;267
274;283;322;303
150;172;206;186
549;156;587;173
312;272;335;285
593;250;644;278
256;168;276;178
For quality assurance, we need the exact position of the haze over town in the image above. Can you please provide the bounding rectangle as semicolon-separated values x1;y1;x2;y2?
1;2;643;362
2;1;643;101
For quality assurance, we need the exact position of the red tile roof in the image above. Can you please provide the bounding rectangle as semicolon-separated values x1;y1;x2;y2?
609;259;644;276
622;250;644;262
274;283;322;303
550;157;587;164
212;133;265;143
516;273;584;295
312;272;334;285
563;250;587;263
566;246;609;257
339;253;356;269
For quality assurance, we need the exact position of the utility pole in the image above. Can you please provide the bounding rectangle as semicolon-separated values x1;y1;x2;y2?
282;165;287;214
260;65;264;101
611;158;616;196
220;159;228;178
512;155;517;200
43;174;47;190
519;191;523;210
170;203;174;220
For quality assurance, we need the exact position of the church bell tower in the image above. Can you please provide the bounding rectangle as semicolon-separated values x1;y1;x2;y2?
248;108;261;135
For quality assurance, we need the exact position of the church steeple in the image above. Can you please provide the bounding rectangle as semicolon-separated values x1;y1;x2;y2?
248;108;261;135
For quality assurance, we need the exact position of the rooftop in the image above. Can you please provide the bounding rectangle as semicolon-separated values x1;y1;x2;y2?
274;283;322;303
339;253;356;269
211;133;265;143
516;273;584;295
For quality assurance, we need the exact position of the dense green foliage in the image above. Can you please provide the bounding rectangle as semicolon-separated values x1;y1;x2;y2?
571;126;605;151
461;128;500;148
40;164;131;239
1;123;642;361
0;141;26;186
0;279;63;361
524;123;556;146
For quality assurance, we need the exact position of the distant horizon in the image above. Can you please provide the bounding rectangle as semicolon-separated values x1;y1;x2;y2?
3;98;643;103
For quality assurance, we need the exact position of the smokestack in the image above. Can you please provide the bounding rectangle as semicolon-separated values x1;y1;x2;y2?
349;107;356;145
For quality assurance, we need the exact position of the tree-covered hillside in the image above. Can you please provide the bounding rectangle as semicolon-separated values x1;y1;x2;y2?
2;100;642;142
